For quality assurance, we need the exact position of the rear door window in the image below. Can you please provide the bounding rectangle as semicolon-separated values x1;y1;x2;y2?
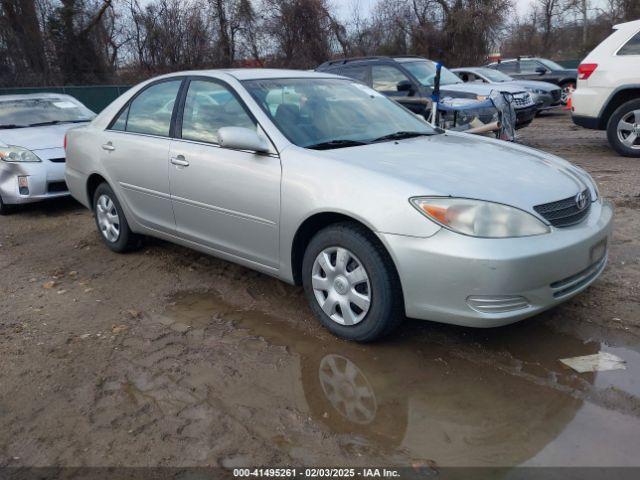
372;65;411;94
618;31;640;55
495;62;517;73
125;80;182;136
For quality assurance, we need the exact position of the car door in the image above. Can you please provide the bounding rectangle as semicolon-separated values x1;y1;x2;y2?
101;78;183;232
517;59;547;81
168;77;281;268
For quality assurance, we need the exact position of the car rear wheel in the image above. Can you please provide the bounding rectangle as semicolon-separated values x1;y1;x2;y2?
92;183;142;252
302;222;403;342
607;99;640;158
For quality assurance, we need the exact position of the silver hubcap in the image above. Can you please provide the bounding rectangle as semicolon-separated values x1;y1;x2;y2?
311;247;371;326
617;110;640;149
561;84;574;104
96;194;120;243
319;354;377;424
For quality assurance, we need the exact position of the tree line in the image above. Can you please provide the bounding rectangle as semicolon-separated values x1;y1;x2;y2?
1;0;639;88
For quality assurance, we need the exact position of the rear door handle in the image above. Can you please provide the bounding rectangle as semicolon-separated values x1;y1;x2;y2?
170;155;189;167
101;142;115;151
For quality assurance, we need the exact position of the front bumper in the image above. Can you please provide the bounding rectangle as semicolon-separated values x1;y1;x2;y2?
0;149;69;205
379;199;613;327
515;104;537;127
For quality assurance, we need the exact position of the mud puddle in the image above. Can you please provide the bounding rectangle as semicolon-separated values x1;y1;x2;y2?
153;291;640;467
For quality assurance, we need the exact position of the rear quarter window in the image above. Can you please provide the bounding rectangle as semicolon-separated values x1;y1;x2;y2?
618;31;640;55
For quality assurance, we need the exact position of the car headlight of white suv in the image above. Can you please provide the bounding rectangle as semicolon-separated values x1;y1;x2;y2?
411;197;551;238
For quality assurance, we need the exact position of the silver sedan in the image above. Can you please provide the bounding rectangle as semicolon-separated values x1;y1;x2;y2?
65;69;612;342
0;94;94;214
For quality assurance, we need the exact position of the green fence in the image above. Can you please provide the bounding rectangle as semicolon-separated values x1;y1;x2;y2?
0;85;131;113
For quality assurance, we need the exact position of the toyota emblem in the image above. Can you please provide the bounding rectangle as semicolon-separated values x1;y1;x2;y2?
576;191;588;210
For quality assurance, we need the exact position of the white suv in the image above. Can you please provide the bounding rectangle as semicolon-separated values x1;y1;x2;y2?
572;19;640;157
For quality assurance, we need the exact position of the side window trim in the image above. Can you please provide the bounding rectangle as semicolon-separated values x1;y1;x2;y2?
106;77;186;137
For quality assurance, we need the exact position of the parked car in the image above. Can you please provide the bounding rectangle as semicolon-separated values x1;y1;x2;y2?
571;19;640;157
451;66;562;113
0;93;95;214
486;57;578;104
316;56;537;129
65;70;612;342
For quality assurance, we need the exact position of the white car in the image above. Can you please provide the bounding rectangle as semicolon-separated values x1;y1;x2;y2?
0;93;95;213
572;19;640;157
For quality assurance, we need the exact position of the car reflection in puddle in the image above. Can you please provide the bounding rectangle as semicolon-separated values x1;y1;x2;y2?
153;290;640;467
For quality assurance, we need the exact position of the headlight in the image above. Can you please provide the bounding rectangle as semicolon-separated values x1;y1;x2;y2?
410;197;550;238
528;88;545;94
0;146;41;162
476;95;488;101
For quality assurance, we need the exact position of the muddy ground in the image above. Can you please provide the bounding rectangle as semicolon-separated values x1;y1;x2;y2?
1;111;639;470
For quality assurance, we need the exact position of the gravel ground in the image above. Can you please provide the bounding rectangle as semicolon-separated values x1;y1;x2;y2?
1;110;639;470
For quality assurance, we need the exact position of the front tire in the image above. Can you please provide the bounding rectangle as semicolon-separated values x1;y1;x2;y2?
92;183;142;252
0;195;11;215
607;99;640;158
302;222;404;342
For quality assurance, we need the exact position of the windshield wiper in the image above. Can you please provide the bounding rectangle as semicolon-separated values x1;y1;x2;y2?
371;131;433;142
0;124;27;129
27;119;88;127
305;139;370;150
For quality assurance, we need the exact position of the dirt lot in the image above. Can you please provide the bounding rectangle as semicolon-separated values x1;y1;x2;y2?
1;111;639;470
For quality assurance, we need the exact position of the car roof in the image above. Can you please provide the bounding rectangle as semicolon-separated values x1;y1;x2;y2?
317;56;430;69
154;68;341;81
613;19;640;31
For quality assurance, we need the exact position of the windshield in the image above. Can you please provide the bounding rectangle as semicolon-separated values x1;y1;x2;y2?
476;68;513;82
242;78;436;148
0;97;95;128
402;61;462;87
538;59;564;70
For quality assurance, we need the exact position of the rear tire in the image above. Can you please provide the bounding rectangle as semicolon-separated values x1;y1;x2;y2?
607;98;640;158
92;183;142;253
302;222;404;342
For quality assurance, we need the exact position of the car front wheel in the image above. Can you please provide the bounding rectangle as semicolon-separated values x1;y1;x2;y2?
302;222;403;342
92;183;141;252
607;99;640;158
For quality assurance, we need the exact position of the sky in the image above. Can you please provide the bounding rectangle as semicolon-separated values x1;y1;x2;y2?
333;0;608;20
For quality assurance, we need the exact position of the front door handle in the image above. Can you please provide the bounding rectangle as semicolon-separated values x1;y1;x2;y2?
171;155;189;167
101;142;115;151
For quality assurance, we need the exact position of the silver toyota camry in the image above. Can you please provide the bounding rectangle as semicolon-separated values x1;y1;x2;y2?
64;69;612;342
0;94;94;214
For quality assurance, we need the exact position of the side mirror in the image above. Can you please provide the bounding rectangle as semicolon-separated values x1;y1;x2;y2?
397;80;414;93
535;67;546;75
217;127;270;153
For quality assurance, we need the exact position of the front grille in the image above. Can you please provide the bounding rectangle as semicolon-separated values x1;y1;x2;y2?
534;189;591;227
48;157;65;163
47;181;68;193
551;89;562;102
550;254;607;298
512;92;534;108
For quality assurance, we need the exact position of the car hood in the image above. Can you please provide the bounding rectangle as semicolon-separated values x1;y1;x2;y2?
503;80;559;91
0;123;86;151
441;82;525;96
317;133;587;212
